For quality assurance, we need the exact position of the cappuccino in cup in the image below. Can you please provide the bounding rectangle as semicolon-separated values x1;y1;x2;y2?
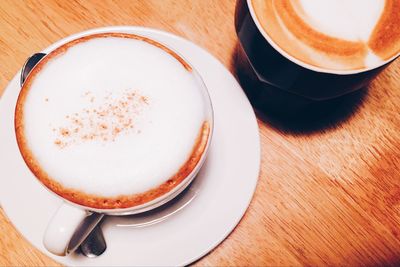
15;33;211;210
235;0;400;112
251;0;400;71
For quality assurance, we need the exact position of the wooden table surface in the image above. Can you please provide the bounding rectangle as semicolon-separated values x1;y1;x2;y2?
1;0;399;266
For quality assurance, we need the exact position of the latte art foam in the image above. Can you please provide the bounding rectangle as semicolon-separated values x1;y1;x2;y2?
15;33;211;209
251;0;400;71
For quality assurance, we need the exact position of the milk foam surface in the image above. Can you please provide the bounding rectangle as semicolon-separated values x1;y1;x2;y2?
298;0;384;42
23;37;207;197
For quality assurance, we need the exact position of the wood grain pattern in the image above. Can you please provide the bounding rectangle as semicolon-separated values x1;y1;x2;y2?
0;0;399;266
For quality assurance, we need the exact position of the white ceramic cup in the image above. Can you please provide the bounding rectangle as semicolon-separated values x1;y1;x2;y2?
17;32;214;256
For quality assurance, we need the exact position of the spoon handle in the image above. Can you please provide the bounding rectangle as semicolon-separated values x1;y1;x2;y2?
20;53;46;87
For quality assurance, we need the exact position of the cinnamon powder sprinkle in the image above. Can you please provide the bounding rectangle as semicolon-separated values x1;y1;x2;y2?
53;89;149;148
60;128;70;136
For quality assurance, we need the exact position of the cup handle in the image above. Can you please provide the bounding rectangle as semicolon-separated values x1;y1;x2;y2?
43;203;104;256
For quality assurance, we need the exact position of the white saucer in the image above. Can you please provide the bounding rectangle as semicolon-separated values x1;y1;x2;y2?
0;26;260;266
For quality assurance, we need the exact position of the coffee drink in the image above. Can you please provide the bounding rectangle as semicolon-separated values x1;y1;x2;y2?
251;0;400;71
235;0;400;113
15;33;211;209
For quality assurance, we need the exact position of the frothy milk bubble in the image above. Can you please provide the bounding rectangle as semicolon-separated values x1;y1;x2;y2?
22;36;207;197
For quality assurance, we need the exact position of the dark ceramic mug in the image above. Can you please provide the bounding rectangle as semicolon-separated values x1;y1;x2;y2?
234;0;400;113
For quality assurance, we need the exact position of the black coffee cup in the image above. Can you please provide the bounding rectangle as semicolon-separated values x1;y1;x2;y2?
234;0;399;113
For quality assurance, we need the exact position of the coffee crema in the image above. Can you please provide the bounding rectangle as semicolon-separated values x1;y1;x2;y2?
15;33;210;209
251;0;400;71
